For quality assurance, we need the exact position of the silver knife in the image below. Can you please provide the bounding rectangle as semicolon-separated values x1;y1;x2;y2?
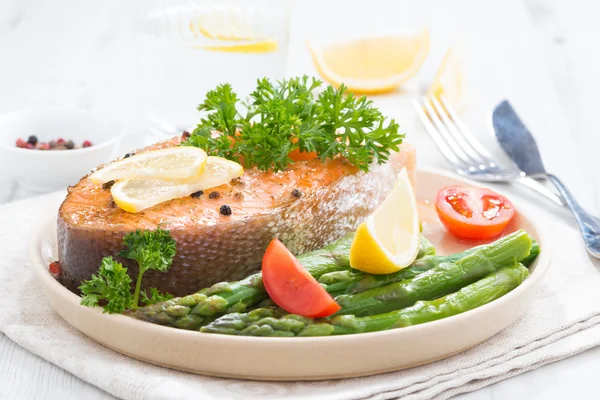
492;100;600;258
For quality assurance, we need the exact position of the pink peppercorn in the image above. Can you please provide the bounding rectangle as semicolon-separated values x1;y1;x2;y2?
16;138;27;148
49;261;61;276
82;140;92;148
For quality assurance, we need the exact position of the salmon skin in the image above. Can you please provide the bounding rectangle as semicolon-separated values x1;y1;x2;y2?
57;137;416;297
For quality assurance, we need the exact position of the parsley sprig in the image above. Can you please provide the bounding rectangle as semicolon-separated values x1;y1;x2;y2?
182;76;404;172
79;257;133;314
79;229;176;314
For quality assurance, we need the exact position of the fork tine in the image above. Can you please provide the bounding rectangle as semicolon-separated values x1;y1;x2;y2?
438;95;496;162
412;99;467;170
419;96;476;171
428;95;487;166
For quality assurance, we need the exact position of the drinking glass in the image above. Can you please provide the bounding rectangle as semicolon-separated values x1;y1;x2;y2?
135;0;291;138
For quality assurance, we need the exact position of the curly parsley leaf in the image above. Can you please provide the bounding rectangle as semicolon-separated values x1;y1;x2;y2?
140;287;174;306
197;83;239;137
182;83;240;160
80;229;177;313
79;257;133;314
182;76;404;172
316;84;403;169
119;228;176;274
119;228;177;309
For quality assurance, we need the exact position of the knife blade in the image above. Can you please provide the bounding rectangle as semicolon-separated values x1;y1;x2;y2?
492;100;547;177
492;100;600;257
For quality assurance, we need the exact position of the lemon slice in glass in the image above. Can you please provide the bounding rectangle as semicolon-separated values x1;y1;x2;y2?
349;168;420;274
189;7;277;53
309;30;430;94
111;156;243;213
89;147;208;184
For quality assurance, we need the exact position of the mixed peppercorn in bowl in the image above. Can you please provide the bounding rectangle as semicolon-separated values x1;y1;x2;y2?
15;135;93;151
0;109;123;191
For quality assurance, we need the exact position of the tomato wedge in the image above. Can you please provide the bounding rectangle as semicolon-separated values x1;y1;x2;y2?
435;186;515;240
262;238;341;318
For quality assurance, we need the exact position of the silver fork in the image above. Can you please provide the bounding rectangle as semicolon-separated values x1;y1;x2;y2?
413;94;566;207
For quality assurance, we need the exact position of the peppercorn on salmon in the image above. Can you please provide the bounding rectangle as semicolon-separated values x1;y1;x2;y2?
57;137;416;297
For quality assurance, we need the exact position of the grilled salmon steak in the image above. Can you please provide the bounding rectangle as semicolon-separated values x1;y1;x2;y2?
58;137;416;297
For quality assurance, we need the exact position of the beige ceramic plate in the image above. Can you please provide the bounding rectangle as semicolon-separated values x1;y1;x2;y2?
30;169;550;381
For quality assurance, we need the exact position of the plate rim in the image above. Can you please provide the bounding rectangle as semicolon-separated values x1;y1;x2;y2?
29;167;551;345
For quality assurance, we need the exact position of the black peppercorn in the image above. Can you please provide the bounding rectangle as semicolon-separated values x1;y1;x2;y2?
220;204;232;216
27;135;38;145
124;152;134;158
191;190;204;198
181;131;191;139
209;191;220;199
65;140;75;149
291;189;302;198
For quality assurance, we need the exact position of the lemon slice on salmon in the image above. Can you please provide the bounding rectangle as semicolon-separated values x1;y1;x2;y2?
427;47;464;110
349;168;420;274
111;156;243;213
90;147;208;184
309;30;430;94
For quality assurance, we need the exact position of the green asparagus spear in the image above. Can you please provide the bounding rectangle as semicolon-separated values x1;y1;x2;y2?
320;244;480;296
321;235;538;297
131;230;537;330
129;232;440;328
521;239;540;267
129;234;355;329
333;263;529;334
334;229;531;316
417;235;436;258
200;263;529;337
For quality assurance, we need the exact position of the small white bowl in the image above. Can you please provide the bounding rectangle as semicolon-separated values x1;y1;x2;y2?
0;109;124;192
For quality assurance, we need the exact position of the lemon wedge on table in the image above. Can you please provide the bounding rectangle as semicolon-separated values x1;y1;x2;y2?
349;168;420;274
309;29;430;94
90;147;208;184
111;156;244;213
427;47;464;110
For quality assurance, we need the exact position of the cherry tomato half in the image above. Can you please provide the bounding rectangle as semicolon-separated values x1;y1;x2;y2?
262;238;340;318
435;186;515;240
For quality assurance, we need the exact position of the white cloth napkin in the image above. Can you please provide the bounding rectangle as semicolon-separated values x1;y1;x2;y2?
1;190;599;400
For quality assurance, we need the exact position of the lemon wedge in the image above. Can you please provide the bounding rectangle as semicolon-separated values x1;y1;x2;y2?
427;47;464;110
189;7;277;53
309;30;430;94
90;147;208;184
349;168;420;274
111;156;243;213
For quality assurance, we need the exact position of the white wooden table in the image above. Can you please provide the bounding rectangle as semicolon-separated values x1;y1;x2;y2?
1;0;600;398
